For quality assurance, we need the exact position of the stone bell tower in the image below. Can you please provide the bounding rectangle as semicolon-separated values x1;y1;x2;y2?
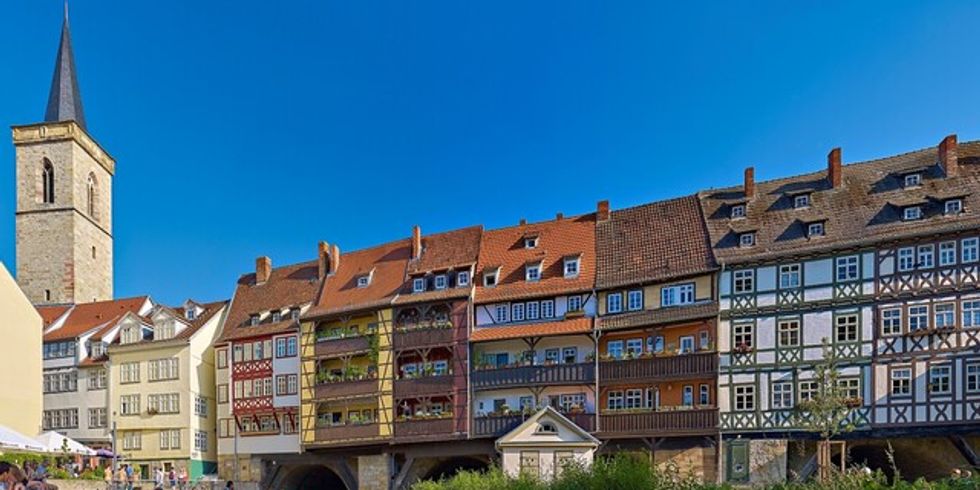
12;8;114;305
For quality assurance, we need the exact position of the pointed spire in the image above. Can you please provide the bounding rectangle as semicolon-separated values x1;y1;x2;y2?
44;2;86;130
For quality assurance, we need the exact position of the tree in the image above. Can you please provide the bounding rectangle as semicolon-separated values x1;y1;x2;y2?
795;338;857;480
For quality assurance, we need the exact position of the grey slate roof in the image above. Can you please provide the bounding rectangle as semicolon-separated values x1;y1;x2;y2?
44;12;86;130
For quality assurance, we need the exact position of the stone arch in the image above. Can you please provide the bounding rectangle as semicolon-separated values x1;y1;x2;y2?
273;463;353;490
86;172;98;220
41;158;55;203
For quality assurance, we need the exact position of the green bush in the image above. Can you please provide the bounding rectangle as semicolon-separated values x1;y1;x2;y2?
411;454;980;490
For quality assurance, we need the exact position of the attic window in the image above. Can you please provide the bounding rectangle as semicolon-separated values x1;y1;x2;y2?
564;257;581;278
945;199;963;215
271;311;282;322
526;263;542;282
291;308;301;320
536;422;558;434
249;315;260;326
904;173;922;188
357;275;371;288
739;232;756;248
185;309;196;321
434;275;448;290
806;222;825;238
730;204;746;219
412;278;425;293
457;271;470;287
793;194;811;209
903;206;922;221
524;236;539;249
484;269;498;287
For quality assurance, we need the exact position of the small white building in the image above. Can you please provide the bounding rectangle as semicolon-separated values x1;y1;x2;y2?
495;406;600;481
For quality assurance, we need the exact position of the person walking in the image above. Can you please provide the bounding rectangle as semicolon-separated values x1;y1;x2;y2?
177;467;188;490
167;467;176;488
103;465;112;489
115;465;126;490
153;467;164;490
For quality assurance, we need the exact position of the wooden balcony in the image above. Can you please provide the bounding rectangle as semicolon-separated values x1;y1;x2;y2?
600;352;717;384
314;335;371;358
312;422;384;446
598;408;718;437
313;378;378;401
394;375;454;399
394;417;458;441
393;326;455;350
472;362;595;391
473;413;595;437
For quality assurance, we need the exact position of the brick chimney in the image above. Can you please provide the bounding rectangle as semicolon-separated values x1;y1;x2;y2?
411;225;422;260
256;256;272;285
597;200;610;221
329;244;341;274
555;212;564;221
939;134;958;178
743;167;755;198
318;241;330;278
519;218;527;226
827;147;842;188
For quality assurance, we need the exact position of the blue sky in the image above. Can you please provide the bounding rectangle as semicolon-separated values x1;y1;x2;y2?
1;1;979;305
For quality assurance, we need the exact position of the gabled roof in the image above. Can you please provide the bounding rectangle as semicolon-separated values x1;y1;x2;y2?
495;406;600;448
699;140;980;264
110;300;227;349
406;226;483;275
43;296;151;342
44;10;86;129
37;305;72;328
219;260;321;343
308;239;412;318
475;214;596;304
596;195;716;289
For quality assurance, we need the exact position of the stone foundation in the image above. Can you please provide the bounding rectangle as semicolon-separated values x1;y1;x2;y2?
358;453;391;490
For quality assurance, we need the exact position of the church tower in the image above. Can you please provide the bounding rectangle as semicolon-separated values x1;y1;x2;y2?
13;9;114;305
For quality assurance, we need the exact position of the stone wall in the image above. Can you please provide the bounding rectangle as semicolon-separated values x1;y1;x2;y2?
654;443;717;483
358;453;391;490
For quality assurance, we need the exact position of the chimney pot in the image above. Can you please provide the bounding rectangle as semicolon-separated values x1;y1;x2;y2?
318;241;330;278
556;212;564;221
743;167;755;198
828;148;842;188
597;200;610;221
519;218;527;226
939;134;959;178
412;225;422;259
329;244;341;274
255;256;272;284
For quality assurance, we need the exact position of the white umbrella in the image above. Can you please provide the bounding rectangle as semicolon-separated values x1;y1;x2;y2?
34;431;96;456
0;424;47;452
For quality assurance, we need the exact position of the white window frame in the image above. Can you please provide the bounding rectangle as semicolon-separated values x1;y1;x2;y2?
412;278;425;293
733;269;754;294
779;264;801;289
966;363;980;394
963;300;980;328
495;304;509;323
511;303;526;322
525;263;541;282
881;308;903;336
898;247;915;272
771;382;794;409
835;256;859;282
945;199;962;215
734;385;755;412
904;173;921;187
627;290;643;311
929;365;952;395
908;305;929;331
730;204;745;219
484;270;498;287
794;194;810;209
807;222;824;237
739;232;756;247
891;368;912;397
917;245;934;269
457;271;470;287
607;293;623;313
434;275;448;290
661;283;694;307
903;206;922;221
963;238;979;263
939;241;957;266
563;257;581;278
935;303;955;329
540;299;555;318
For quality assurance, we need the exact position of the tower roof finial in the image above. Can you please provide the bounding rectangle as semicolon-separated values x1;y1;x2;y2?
44;3;86;130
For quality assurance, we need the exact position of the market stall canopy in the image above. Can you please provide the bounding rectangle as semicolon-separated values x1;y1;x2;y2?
35;431;95;455
0;425;47;452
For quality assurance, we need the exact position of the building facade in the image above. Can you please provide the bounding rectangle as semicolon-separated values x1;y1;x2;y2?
0;262;43;437
108;301;227;479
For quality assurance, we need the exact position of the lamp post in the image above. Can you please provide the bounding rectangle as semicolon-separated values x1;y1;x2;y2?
111;419;118;481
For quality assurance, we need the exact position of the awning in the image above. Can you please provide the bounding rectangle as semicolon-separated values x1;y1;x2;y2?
35;431;96;455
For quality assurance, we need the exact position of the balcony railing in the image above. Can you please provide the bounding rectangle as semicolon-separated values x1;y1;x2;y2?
394;375;454;399
394;417;458;440
314;335;371;358
472;362;595;391
598;408;718;436
600;351;717;384
313;378;378;400
473;412;595;437
393;326;455;350
313;422;382;445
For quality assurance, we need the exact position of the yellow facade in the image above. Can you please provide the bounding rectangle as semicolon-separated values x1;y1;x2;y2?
0;262;42;436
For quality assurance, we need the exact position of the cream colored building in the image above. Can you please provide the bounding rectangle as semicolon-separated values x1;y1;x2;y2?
109;301;227;480
496;407;599;481
0;262;42;436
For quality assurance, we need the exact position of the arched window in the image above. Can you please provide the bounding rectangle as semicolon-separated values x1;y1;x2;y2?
42;159;55;203
86;173;97;219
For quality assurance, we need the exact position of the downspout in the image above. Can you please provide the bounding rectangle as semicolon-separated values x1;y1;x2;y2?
716;260;725;484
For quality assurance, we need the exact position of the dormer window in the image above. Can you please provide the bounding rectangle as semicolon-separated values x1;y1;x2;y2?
563;257;580;278
904;173;922;188
185;309;196;321
739;232;756;248
945;199;963;215
730;204;746;219
484;269;499;287
793;194;811;209
249;315;260;327
290;309;301;320
357;275;371;288
806;222;825;238
434;275;448;290
457;271;470;287
412;278;425;293
524;236;538;249
90;341;105;358
271;311;282;323
903;206;922;221
525;263;542;282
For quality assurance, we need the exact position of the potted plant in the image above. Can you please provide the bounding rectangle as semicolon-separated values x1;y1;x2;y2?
734;342;753;354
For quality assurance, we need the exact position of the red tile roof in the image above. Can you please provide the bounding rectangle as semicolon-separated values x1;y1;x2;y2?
308;239;412;318
37;305;71;328
471;317;592;342
219;260;321;343
406;226;483;274
596;195;716;289
43;296;150;342
474;214;596;304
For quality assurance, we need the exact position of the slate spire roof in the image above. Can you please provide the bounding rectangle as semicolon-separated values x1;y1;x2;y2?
44;5;86;130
